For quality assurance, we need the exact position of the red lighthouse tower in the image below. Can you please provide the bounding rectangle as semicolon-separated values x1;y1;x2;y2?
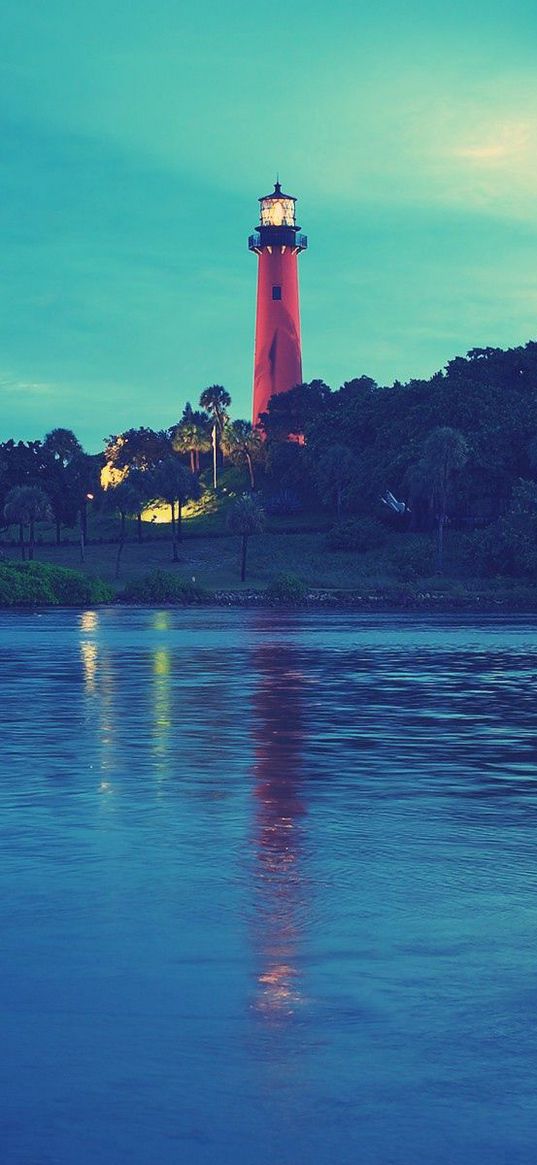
249;182;307;426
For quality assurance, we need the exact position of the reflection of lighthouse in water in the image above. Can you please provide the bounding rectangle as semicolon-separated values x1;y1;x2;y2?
250;637;307;1021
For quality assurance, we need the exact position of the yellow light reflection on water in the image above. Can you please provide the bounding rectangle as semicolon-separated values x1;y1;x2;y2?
80;641;97;693
154;648;171;677
153;642;172;780
80;610;98;634
79;610;99;693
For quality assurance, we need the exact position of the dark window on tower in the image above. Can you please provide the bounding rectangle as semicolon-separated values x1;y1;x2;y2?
272;285;282;300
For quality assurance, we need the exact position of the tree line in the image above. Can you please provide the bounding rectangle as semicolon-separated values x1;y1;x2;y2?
3;342;537;576
0;385;266;570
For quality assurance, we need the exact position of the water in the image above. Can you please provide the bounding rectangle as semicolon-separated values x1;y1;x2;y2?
1;608;537;1164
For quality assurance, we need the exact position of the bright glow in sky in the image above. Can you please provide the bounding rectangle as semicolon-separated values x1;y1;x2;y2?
1;0;537;449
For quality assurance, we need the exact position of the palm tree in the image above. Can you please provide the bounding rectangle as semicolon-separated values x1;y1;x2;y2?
226;494;265;582
172;420;211;473
199;385;231;488
42;428;83;544
4;485;52;560
106;472;153;578
149;458;201;562
221;420;264;489
415;427;468;571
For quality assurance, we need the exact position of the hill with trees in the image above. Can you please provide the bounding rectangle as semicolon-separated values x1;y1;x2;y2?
2;341;537;600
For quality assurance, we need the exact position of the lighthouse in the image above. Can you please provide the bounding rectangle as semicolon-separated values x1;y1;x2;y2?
248;182;307;426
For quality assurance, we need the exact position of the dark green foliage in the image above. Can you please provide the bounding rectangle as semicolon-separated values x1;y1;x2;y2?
148;458;202;561
4;484;53;560
123;569;208;604
199;386;231;431
226;494;266;581
306;342;537;523
460;480;537;578
0;562;113;605
391;537;436;581
326;517;388;552
221;420;264;489
263;440;317;511
0;564;57;605
104;427;171;473
461;519;535;582
315;443;358;518
199;386;232;488
264;489;302;516
260;380;331;440
265;572;308;604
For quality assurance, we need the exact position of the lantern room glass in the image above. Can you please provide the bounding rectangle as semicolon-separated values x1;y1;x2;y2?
260;197;296;228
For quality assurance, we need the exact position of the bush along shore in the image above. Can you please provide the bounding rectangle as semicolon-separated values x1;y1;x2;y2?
0;561;114;606
4;562;537;612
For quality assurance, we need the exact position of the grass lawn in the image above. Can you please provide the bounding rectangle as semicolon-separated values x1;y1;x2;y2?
3;505;535;604
0;529;390;591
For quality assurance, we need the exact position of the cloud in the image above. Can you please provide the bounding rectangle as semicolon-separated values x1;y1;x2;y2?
0;375;59;397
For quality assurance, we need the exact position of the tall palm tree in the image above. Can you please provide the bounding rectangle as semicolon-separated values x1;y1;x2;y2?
149;458;201;562
4;485;52;561
199;385;231;488
221;420;264;490
226;494;265;582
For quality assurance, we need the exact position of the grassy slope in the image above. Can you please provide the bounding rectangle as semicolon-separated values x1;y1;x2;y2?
0;476;533;599
0;528;381;590
0;519;520;599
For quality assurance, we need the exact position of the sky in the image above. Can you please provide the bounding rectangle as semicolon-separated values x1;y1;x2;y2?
1;0;537;451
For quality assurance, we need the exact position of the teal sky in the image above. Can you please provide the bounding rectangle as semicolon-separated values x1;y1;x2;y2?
2;0;537;451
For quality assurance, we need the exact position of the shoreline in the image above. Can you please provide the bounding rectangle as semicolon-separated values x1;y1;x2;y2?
3;590;537;614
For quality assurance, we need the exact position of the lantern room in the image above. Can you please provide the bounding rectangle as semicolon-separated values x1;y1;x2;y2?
259;182;296;228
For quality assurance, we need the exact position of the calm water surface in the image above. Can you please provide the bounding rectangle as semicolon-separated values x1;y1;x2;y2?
1;608;537;1164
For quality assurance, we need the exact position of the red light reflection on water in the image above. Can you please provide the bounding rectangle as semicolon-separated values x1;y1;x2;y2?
250;643;307;1023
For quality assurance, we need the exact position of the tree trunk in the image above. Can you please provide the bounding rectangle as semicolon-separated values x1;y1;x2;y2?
246;452;255;490
171;503;178;562
81;501;88;543
19;524;25;561
56;518;61;546
190;450;195;473
212;424;217;489
79;510;85;563
137;512;143;543
115;511;126;579
177;499;182;542
28;520;35;561
196;450;200;473
240;533;247;582
436;514;445;573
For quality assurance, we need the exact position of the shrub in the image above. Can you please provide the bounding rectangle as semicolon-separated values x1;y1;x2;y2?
326;517;387;552
461;518;537;579
391;537;435;581
123;569;208;604
0;562;113;605
264;489;302;517
265;572;308;604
